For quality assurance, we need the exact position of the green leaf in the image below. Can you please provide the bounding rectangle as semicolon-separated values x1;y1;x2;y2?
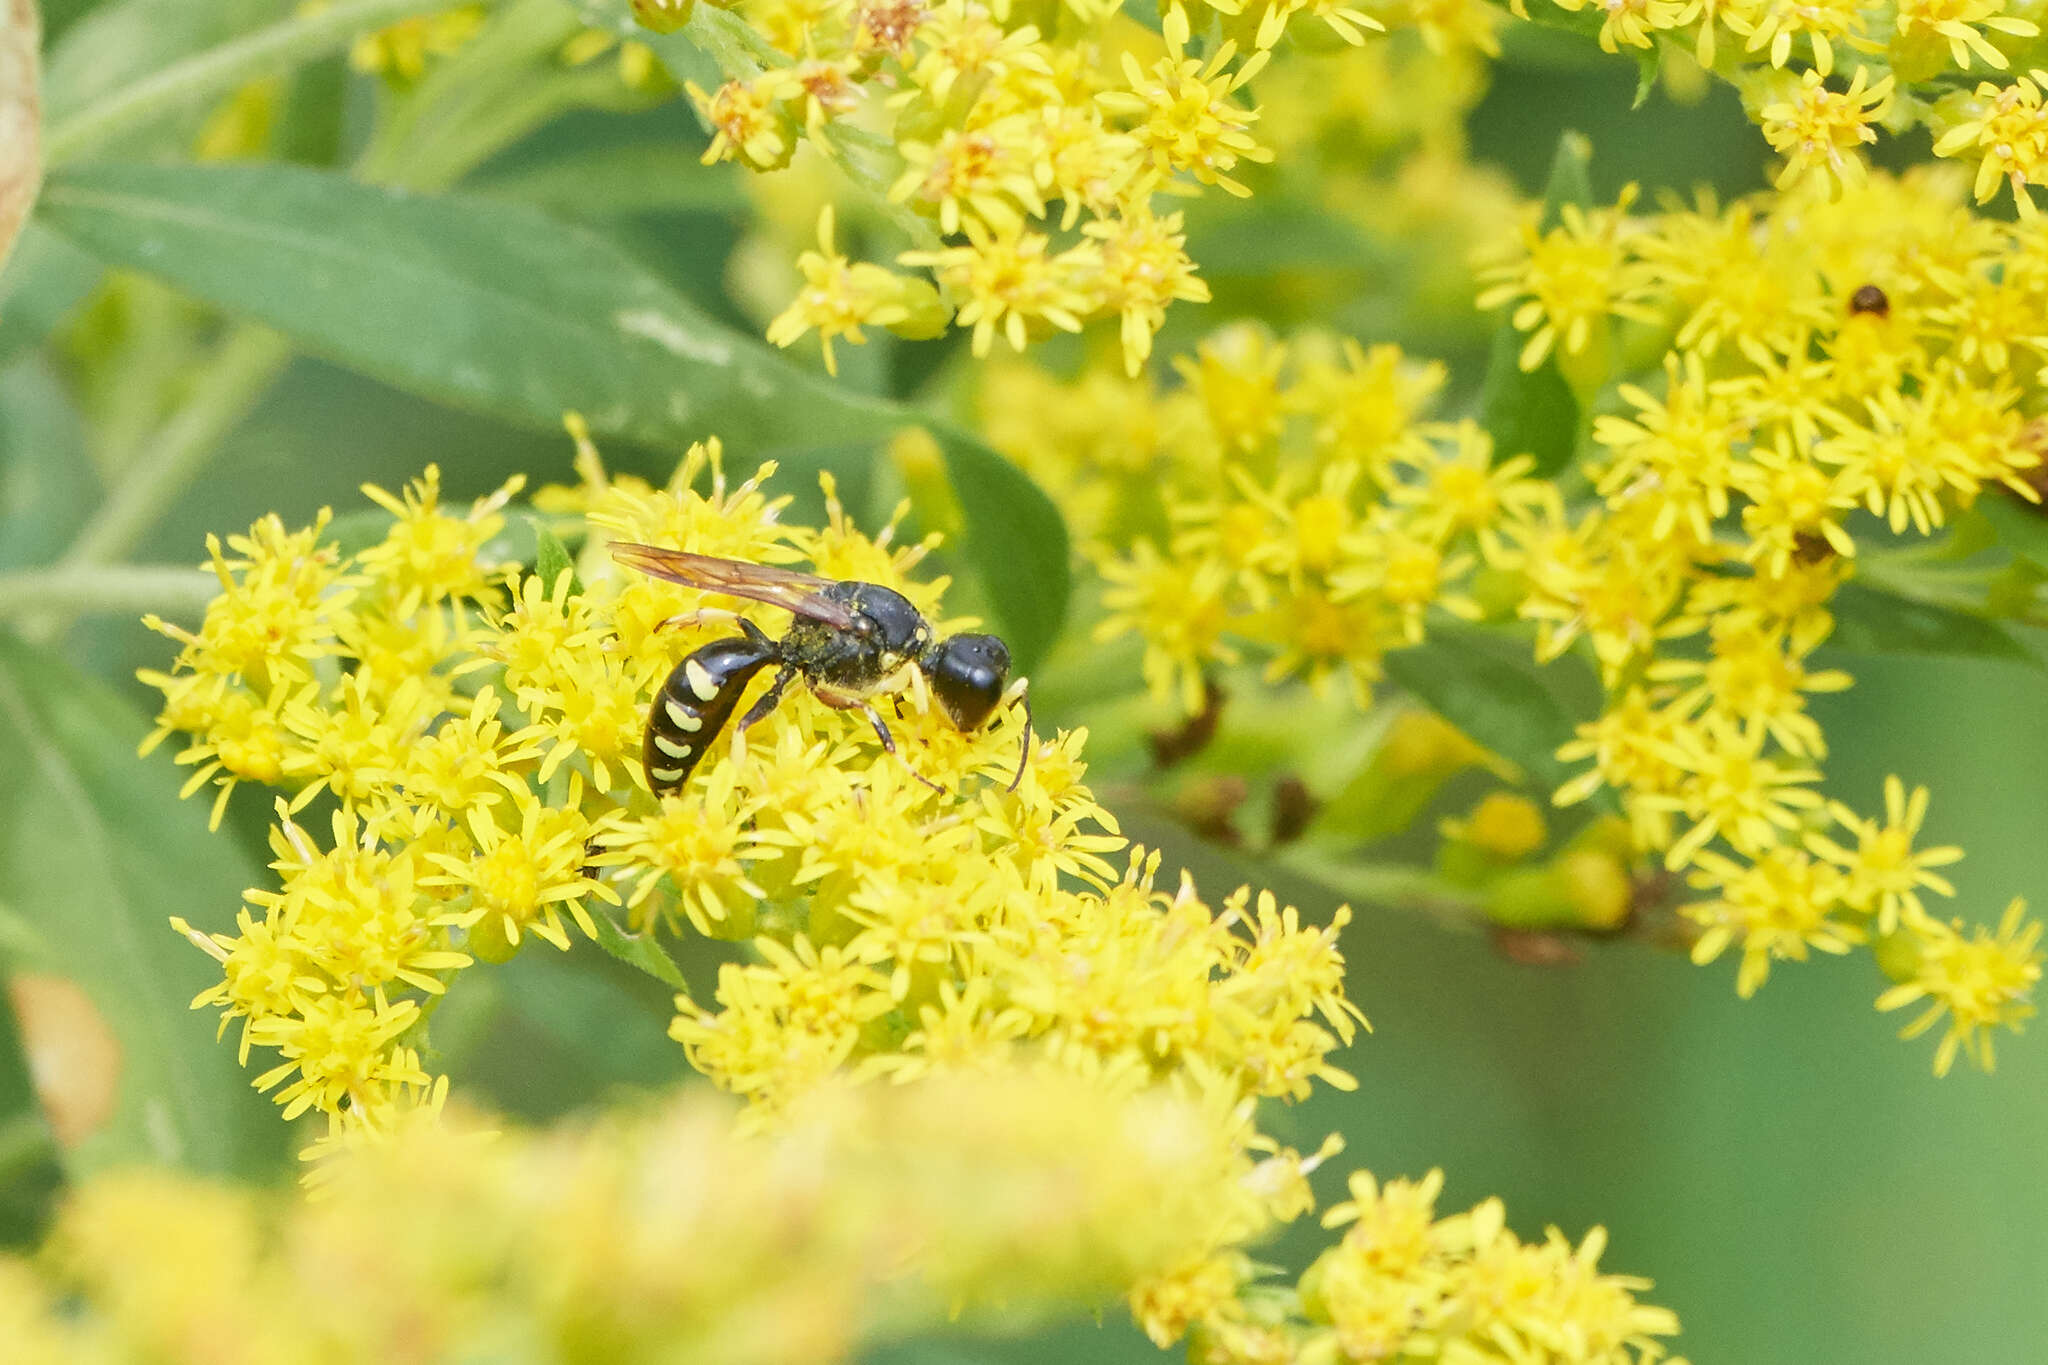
470;142;748;220
1381;623;1592;795
1975;490;2048;572
531;518;584;596
1478;326;1579;477
0;358;98;570
42;0;275;129
588;909;689;991
1475;133;1593;477
1632;49;1660;111
0;224;102;369
0;633;289;1177
1184;198;1393;279
1533;130;1595;235
36;161;1071;666
1826;581;2040;667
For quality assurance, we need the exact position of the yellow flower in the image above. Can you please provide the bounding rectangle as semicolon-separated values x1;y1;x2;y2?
1725;0;1868;73
671;936;895;1110
766;207;946;374
426;781;619;951
357;466;523;616
1759;67;1893;196
1474;188;1659;371
1094;541;1241;714
1802;778;1963;935
900;219;1097;356
1648;715;1825;868
1933;71;2048;216
1893;0;2037;71
1592;353;1746;542
1084;209;1211;375
1684;846;1860;996
1102;41;1274;198
1878;899;2043;1074
1647;620;1853;759
1550;0;1687;53
689;75;800;170
1732;428;1860;576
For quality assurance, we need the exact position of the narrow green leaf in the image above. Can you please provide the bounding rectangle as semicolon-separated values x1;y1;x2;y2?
1975;490;2048;572
531;518;584;596
1534;130;1595;235
0;223;101;368
1632;49;1659;111
42;0;278;130
0;633;289;1177
36;161;1071;665
1381;623;1590;794
588;909;689;991
1827;581;2041;667
0;358;98;570
1475;132;1593;476
1478;327;1579;476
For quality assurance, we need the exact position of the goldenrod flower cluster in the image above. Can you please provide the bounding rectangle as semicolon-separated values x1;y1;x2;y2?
673;0;1416;375
1509;0;2048;214
0;1073;1271;1363
1277;1169;1682;1365
136;426;1684;1354
1506;168;2046;1073
981;165;2046;1074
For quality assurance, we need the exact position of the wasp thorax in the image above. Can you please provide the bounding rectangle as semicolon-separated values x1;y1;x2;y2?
840;582;930;654
924;633;1010;732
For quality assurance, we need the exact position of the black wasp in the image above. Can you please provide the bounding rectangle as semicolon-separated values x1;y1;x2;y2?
610;543;1030;796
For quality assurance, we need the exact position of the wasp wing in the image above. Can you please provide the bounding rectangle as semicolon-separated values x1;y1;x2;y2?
608;543;863;631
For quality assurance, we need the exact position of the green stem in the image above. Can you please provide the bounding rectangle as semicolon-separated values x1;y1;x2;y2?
0;565;218;619
60;326;292;569
42;0;455;165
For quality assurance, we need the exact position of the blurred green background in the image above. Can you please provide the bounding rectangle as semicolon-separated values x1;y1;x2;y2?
5;9;2043;1364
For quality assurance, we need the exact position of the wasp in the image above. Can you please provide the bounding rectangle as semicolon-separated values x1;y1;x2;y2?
609;544;1030;796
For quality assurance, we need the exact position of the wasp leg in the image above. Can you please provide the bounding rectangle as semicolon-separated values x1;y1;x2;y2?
735;665;798;735
859;702;945;794
847;699;942;794
656;607;745;633
1005;682;1034;794
812;686;947;792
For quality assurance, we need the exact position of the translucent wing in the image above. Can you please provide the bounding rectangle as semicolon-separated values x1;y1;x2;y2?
609;543;863;632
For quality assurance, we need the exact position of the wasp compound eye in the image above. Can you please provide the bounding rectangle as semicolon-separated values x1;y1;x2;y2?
925;633;1010;732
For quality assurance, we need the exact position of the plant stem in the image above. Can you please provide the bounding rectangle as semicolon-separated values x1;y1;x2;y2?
59;325;292;570
42;0;454;165
0;565;217;619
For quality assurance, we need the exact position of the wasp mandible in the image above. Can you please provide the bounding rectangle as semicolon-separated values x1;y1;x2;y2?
609;544;1031;796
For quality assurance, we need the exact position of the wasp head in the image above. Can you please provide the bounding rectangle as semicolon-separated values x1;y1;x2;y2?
922;633;1010;732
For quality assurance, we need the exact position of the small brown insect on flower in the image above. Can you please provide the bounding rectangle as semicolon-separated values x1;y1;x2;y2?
1847;283;1890;318
1791;531;1837;566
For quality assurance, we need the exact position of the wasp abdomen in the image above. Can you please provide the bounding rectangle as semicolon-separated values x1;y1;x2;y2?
644;636;776;795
